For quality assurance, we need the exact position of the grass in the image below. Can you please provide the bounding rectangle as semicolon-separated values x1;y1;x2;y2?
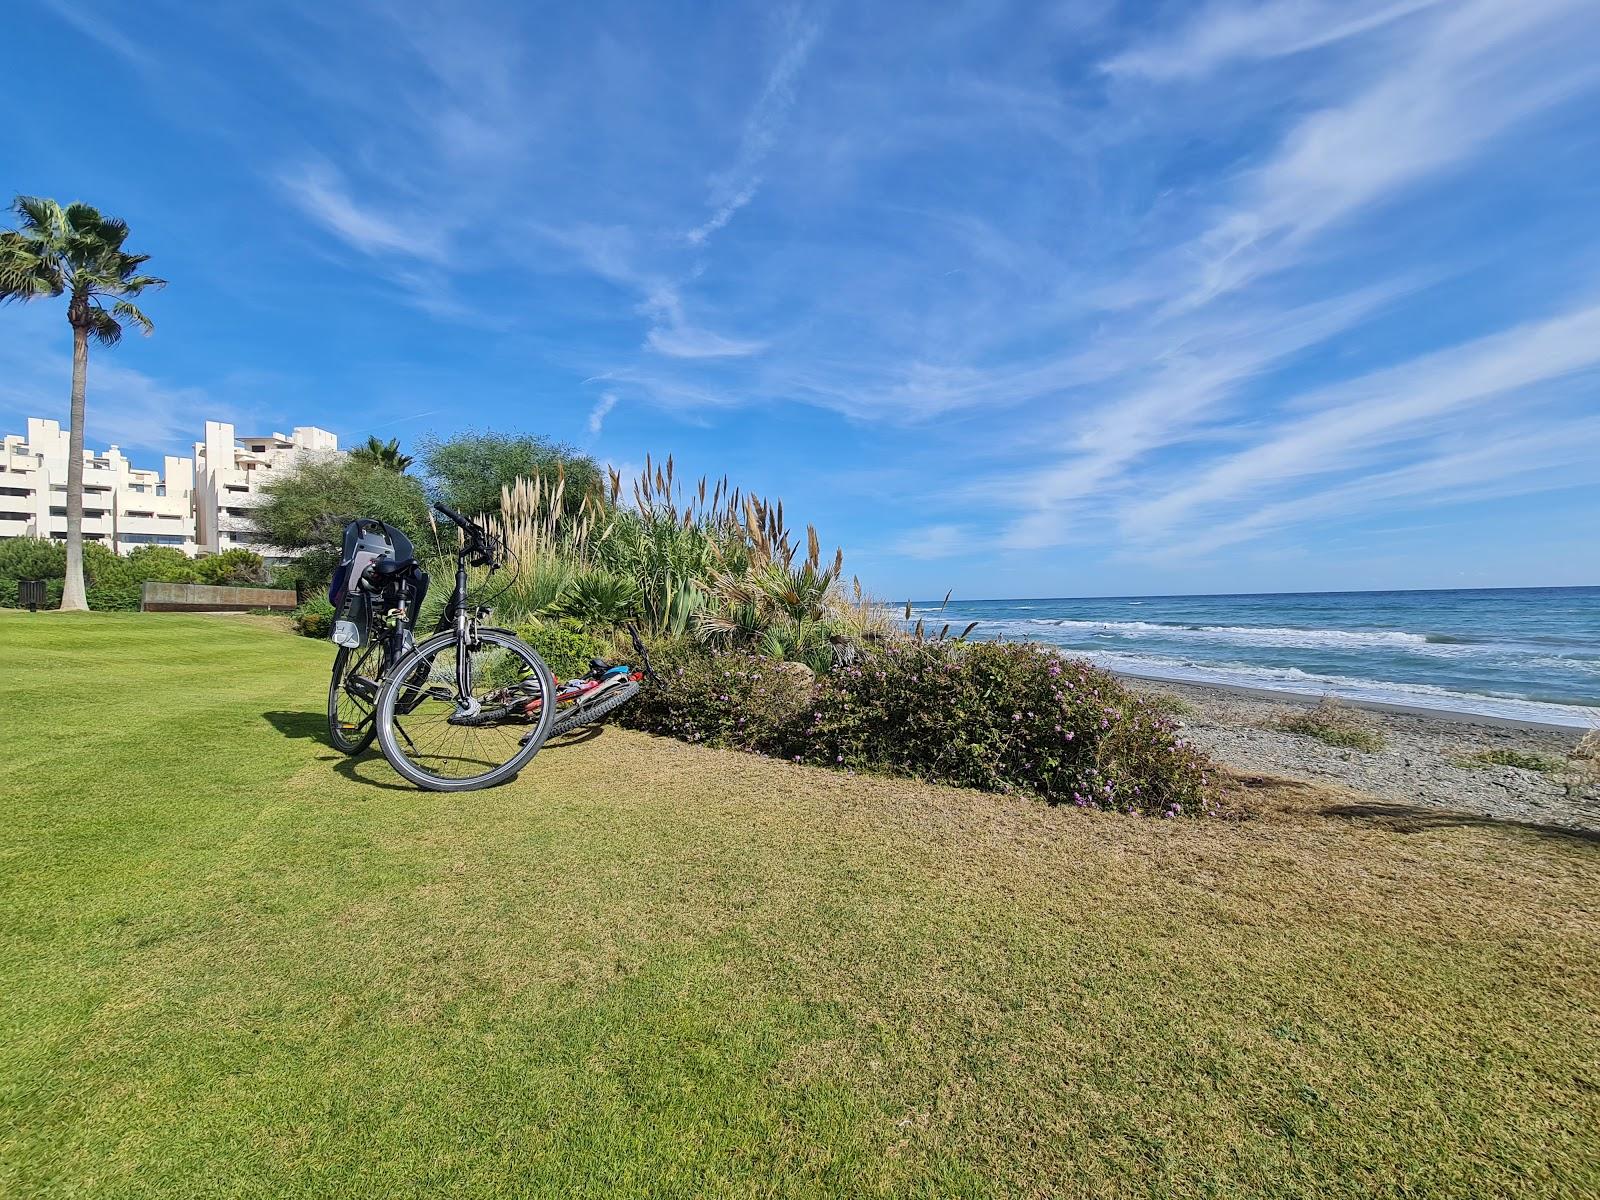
1272;696;1386;752
3;612;1598;1198
1138;689;1195;718
1451;747;1568;773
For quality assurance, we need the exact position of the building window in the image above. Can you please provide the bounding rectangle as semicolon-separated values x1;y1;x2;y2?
120;533;187;545
0;511;30;521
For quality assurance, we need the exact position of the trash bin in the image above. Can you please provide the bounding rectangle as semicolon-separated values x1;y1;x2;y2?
18;579;46;612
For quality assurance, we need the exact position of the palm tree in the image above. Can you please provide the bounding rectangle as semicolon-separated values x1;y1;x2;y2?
351;435;414;473
0;197;163;610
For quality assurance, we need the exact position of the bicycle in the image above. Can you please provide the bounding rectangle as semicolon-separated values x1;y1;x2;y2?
326;503;558;791
547;625;658;737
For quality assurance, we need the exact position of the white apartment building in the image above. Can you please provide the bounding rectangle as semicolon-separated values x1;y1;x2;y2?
1;418;197;554
194;421;340;559
0;417;339;562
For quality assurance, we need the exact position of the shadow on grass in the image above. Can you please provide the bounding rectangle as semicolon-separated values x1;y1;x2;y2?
263;710;328;740
260;709;609;792
1320;801;1600;846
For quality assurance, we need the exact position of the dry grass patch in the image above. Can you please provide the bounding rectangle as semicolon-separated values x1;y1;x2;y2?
1271;696;1386;752
1451;746;1567;773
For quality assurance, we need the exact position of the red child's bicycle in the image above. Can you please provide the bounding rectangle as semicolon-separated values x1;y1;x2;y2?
535;624;658;737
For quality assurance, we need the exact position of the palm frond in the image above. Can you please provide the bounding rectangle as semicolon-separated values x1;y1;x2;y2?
12;196;62;239
111;299;154;336
85;307;123;346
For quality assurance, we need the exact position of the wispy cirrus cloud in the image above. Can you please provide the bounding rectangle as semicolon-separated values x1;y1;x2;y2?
686;5;824;246
586;392;618;436
1101;0;1445;81
1140;0;1600;310
1124;300;1600;543
278;161;447;260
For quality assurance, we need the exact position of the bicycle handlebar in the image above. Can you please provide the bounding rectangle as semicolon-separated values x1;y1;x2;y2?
432;502;476;534
433;502;498;567
626;624;659;686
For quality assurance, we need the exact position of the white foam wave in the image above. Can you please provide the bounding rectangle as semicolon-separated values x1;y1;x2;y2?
1077;649;1600;728
1001;617;1501;654
1024;620;1452;649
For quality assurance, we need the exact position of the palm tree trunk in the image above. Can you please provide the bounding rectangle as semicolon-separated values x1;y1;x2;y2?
60;323;90;612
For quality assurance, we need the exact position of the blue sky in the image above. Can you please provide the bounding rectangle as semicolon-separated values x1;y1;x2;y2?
4;0;1598;599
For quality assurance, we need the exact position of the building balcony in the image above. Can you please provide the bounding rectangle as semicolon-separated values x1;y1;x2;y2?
216;512;264;534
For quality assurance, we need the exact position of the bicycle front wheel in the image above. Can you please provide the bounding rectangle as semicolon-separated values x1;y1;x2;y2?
375;629;556;791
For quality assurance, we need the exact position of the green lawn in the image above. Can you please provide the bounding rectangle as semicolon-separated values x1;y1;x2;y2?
2;612;1597;1198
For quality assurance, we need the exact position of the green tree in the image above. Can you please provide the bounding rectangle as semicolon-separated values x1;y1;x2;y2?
253;456;430;583
419;430;604;519
0;197;164;610
350;435;414;473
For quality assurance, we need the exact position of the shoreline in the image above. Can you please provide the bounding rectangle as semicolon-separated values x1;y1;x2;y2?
1117;675;1596;831
1107;667;1596;734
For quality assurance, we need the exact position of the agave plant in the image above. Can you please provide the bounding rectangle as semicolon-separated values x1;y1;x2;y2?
558;567;641;627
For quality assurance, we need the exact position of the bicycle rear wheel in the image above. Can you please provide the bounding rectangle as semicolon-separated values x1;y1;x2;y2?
551;678;640;736
328;641;382;754
375;628;555;791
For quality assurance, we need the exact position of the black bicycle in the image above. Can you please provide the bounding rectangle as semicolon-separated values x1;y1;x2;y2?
326;504;558;791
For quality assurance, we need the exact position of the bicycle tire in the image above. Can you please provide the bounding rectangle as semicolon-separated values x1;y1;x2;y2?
551;678;640;736
374;628;556;791
328;642;381;754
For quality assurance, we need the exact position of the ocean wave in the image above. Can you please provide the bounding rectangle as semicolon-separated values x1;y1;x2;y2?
1074;649;1600;727
1011;618;1491;653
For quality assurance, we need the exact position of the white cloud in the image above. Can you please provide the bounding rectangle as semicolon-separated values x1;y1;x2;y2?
686;6;823;245
587;392;618;436
1124;300;1600;542
1162;0;1599;308
644;325;767;360
278;161;447;261
891;523;977;560
1159;417;1600;557
1102;0;1446;81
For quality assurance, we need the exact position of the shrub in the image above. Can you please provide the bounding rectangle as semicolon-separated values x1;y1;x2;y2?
0;537;66;608
622;638;1216;818
620;640;815;753
1272;697;1384;752
559;567;640;627
195;548;267;586
124;545;198;583
83;542;143;611
801;641;1214;816
291;595;335;639
512;618;608;680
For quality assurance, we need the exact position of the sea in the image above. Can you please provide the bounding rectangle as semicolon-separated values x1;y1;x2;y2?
908;587;1600;728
